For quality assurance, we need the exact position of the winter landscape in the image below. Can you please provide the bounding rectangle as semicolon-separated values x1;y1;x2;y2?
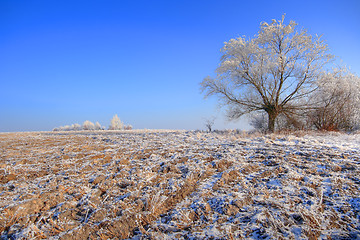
2;1;360;239
1;130;360;239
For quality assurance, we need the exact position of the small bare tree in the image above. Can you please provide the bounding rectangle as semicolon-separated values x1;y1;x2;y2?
201;15;333;132
204;117;215;132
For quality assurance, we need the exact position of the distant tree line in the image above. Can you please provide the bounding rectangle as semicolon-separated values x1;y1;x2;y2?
53;114;133;131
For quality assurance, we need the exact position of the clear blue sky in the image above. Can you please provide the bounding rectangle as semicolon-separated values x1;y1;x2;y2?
1;0;359;131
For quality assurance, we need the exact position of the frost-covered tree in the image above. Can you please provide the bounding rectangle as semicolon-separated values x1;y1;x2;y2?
72;123;82;131
124;124;133;130
95;122;103;130
201;15;333;132
308;68;360;131
62;125;71;131
83;120;95;130
109;114;124;130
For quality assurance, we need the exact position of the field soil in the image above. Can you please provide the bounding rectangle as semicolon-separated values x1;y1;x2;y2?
0;130;359;239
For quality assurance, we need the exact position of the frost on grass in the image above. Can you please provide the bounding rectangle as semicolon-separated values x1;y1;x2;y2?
0;130;359;239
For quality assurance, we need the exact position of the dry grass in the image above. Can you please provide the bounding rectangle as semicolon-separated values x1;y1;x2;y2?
0;130;359;239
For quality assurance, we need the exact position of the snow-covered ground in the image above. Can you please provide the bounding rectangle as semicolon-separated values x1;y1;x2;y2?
0;130;359;239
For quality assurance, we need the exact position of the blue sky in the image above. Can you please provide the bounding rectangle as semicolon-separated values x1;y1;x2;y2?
1;0;359;132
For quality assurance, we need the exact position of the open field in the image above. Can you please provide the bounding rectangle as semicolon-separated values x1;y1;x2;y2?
0;130;360;239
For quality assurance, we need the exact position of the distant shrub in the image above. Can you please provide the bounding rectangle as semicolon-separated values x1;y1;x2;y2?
53;121;95;131
53;115;133;131
95;122;104;130
72;123;82;131
124;124;133;130
83;120;95;130
109;114;124;130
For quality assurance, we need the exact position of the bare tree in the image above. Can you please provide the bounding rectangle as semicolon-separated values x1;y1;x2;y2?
204;117;215;132
201;15;333;132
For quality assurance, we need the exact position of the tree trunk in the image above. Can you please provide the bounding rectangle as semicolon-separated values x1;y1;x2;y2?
267;111;277;133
